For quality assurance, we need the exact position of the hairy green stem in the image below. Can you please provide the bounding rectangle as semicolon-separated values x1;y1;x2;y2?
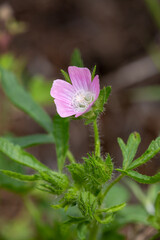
67;150;76;163
93;120;100;157
100;174;124;203
88;221;99;240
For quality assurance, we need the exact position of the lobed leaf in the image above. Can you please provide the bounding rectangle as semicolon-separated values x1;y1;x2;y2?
118;132;141;170
0;137;49;172
128;136;160;170
116;169;160;184
0;68;53;133
53;115;69;172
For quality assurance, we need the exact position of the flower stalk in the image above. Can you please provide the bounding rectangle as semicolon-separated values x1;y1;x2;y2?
93;120;100;157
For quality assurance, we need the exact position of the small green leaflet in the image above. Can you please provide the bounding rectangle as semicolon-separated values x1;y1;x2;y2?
116;169;160;184
70;48;84;67
96;203;126;214
0;137;49;172
0;170;40;181
128;136;160;170
91;65;96;80
0;68;53;133
6;134;54;148
60;69;71;83
118;132;141;170
94;213;113;224
53;115;69;172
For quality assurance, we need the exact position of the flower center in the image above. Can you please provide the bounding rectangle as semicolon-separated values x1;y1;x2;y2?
72;90;95;112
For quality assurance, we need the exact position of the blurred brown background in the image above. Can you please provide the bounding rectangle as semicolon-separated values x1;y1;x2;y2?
0;0;160;174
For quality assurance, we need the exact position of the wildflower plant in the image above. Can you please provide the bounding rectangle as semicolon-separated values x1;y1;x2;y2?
0;49;160;240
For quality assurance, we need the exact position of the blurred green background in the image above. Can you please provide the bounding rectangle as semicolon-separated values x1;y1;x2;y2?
0;0;160;239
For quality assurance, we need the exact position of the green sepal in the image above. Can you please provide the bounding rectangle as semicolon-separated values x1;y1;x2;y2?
83;86;111;125
60;69;71;83
70;48;84;67
91;65;96;80
116;169;160;184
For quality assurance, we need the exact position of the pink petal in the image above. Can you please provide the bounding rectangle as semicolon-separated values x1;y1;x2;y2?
68;66;91;91
50;79;75;103
54;99;76;118
90;75;100;99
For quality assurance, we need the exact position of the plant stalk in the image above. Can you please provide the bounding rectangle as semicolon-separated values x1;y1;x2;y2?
67;150;76;163
93;120;100;157
100;174;124;204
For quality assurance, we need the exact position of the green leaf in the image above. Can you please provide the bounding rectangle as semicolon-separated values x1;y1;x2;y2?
64;216;88;225
53;115;69;172
97;203;126;214
0;170;40;181
60;69;71;83
116;169;160;184
0;68;53;133
129;136;160;170
118;132;141;170
94;214;113;224
6;134;54;148
91;65;96;80
0;152;32;193
70;48;84;67
155;192;160;221
0;137;49;172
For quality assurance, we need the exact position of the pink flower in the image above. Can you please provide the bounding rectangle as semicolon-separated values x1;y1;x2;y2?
50;66;100;118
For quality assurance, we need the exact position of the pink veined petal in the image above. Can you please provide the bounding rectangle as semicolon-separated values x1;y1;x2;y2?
50;79;75;103
54;99;76;118
68;66;91;91
89;75;100;99
75;76;100;118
